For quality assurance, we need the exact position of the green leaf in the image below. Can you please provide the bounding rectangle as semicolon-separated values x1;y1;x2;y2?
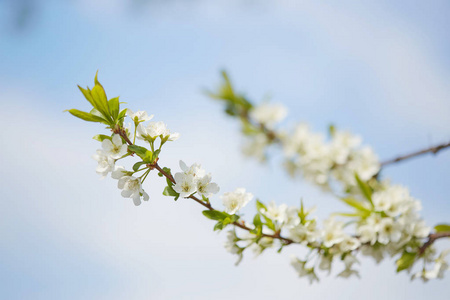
340;197;371;212
222;217;231;226
230;215;240;223
117;109;127;125
241;120;259;136
253;214;263;233
90;84;111;120
66;109;107;123
256;199;267;213
332;212;367;218
355;173;373;205
93;134;111;142
143;150;153;163
328;124;336;137
151;149;161;162
396;251;417;272
202;210;228;221
214;222;225;231
133;162;147;172
128;145;148;158
163;185;179;199
434;224;450;232
262;214;276;231
108;97;120;120
77;85;95;107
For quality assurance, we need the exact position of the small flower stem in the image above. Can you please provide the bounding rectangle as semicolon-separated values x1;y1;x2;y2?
133;123;137;144
140;169;151;183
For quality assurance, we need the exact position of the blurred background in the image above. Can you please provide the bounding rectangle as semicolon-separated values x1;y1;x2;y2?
0;0;449;299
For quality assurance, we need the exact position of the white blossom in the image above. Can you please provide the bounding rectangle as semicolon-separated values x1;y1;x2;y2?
360;244;385;263
339;236;361;252
329;131;361;164
343;254;359;269
264;201;288;224
221;188;253;215
92;149;114;178
319;255;333;273
102;134;128;159
377;218;402;244
337;268;360;279
322;218;346;248
111;165;127;179
224;231;240;255
196;174;220;198
179;160;206;179
250;102;287;128
126;109;153;123
117;175;149;206
347;147;380;181
357;224;377;245
289;221;320;245
290;256;319;284
137;121;167;140
411;220;431;239
173;172;197;198
242;133;269;161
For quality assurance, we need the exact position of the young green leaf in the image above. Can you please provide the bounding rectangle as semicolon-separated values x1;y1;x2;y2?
340;197;371;212
143;150;153;163
434;224;450;232
128;145;148;158
253;214;262;228
77;85;95;107
66;109;107;123
262;215;276;231
132;161;147;172
108;97;120;120
163;185;179;200
90;84;111;120
214;222;225;231
396;251;417;272
202;210;228;221
256;199;267;213
93;134;112;142
355;173;373;205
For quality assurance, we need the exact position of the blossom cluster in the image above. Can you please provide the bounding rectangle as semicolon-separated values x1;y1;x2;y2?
282;125;380;189
243;103;381;191
173;161;220;198
69;73;449;284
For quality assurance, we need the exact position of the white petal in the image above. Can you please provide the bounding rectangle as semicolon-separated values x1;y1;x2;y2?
102;139;113;151
121;189;133;198
133;196;142;206
179;160;188;172
112;134;122;146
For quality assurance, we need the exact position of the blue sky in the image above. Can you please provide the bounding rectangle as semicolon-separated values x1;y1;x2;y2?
1;1;449;299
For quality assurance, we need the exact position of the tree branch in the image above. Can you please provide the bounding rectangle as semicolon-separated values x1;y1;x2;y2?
117;125;447;254
380;141;450;167
154;163;294;245
240;109;450;169
418;231;450;256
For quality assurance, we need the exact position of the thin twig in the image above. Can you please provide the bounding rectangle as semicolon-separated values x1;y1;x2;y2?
418;231;450;256
380;141;450;167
